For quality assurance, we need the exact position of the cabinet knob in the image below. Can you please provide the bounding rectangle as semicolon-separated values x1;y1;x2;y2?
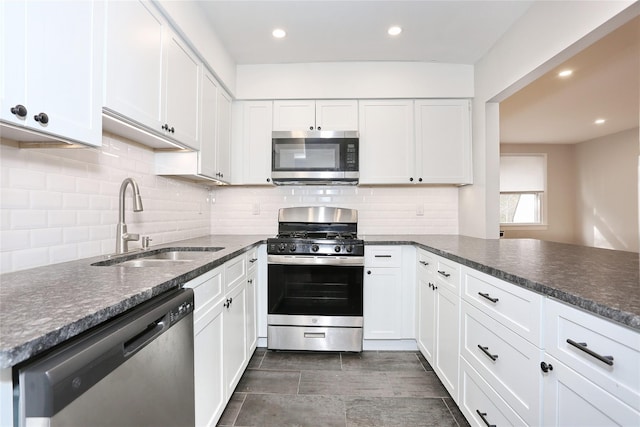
170;126;175;133
418;178;423;182
540;361;553;373
367;270;371;275
33;112;49;124
266;178;271;183
309;126;314;130
317;126;321;130
10;104;27;118
409;177;414;182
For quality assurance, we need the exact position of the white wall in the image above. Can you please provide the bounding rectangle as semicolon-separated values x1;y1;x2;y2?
210;185;458;236
575;128;639;252
235;62;473;100
462;0;638;238
0;135;211;274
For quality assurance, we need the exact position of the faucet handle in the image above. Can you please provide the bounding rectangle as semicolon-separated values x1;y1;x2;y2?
125;233;140;242
142;236;152;249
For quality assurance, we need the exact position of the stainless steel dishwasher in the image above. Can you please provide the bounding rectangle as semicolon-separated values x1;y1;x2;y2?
17;288;195;427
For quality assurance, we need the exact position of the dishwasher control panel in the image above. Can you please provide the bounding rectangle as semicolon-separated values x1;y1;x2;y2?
169;300;193;325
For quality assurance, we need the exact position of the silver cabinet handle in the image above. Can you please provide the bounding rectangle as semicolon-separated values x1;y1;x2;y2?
478;292;499;303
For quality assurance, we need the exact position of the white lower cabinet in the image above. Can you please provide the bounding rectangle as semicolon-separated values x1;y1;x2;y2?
185;249;260;427
223;278;248;398
542;354;640;426
415;248;460;401
364;246;403;340
541;298;640;426
184;266;225;427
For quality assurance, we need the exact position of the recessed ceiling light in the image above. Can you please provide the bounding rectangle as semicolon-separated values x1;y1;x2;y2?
388;26;402;36
558;69;573;77
594;118;606;125
272;28;286;39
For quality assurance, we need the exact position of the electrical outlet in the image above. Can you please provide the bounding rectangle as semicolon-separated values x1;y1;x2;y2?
416;204;424;216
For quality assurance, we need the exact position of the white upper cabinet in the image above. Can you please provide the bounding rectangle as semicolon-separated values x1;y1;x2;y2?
232;101;274;185
215;89;232;182
273;100;358;131
358;100;415;184
164;31;201;150
358;99;472;185
199;70;218;179
0;0;103;146
104;0;200;150
415;99;472;184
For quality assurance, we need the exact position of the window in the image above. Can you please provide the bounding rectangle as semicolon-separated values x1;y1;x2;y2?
500;154;547;226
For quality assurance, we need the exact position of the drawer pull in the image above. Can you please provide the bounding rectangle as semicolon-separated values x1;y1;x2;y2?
374;255;392;258
478;345;499;361
249;258;258;263
304;332;326;339
476;410;496;427
478;292;499;303
437;270;451;278
566;339;614;366
419;260;429;266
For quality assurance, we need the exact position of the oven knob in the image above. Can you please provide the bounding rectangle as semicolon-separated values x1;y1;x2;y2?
346;245;353;253
334;245;341;253
289;243;296;252
278;243;286;252
311;244;319;252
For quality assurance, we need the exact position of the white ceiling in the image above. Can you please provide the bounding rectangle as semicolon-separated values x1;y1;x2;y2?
198;1;533;65
197;1;638;145
500;15;640;145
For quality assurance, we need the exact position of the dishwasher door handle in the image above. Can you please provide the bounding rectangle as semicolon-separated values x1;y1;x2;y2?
123;315;168;357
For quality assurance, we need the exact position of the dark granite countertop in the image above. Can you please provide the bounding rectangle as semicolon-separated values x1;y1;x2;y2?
0;235;270;369
364;235;640;332
1;234;638;369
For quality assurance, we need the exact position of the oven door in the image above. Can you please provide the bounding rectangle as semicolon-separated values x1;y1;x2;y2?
268;257;363;326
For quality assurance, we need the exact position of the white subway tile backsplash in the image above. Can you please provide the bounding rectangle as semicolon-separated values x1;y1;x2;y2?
9;168;47;190
1;189;30;208
12;248;49;271
10;210;48;229
30;190;63;209
30;228;63;248
1;230;31;251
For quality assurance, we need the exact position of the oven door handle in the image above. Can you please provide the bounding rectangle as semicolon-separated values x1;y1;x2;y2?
268;255;364;266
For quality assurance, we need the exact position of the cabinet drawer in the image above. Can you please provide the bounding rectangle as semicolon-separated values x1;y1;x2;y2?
461;301;542;425
416;249;435;276
462;266;543;346
184;266;224;325
225;255;247;292
434;255;460;294
545;298;640;411
459;358;528;427
246;247;259;272
365;246;402;267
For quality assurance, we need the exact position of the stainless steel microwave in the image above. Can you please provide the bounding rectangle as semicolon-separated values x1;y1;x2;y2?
271;130;359;185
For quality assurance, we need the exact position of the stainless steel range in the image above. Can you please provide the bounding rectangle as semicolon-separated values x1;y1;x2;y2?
267;206;364;352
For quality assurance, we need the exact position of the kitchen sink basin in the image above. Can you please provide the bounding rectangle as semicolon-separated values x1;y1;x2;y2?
91;247;224;267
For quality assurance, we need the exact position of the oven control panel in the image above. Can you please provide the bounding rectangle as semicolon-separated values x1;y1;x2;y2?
267;240;364;256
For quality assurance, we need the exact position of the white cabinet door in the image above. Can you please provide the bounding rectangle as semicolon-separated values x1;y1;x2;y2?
434;285;460;401
194;301;225;427
272;100;316;131
542;355;640;427
417;275;436;365
216;89;232;182
415;99;472;184
185;267;225;427
246;265;258;356
199;70;218;179
164;30;200;150
363;267;403;339
315;100;358;131
241;101;273;185
223;282;248;397
358;100;414;184
104;0;164;132
1;0;102;146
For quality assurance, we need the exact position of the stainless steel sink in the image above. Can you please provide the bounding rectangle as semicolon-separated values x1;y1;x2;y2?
91;247;224;267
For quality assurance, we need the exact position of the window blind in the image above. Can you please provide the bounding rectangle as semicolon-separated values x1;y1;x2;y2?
500;154;546;192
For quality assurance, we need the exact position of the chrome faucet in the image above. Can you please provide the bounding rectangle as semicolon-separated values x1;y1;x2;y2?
115;178;144;254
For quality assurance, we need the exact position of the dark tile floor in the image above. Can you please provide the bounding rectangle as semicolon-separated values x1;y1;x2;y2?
217;348;471;427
